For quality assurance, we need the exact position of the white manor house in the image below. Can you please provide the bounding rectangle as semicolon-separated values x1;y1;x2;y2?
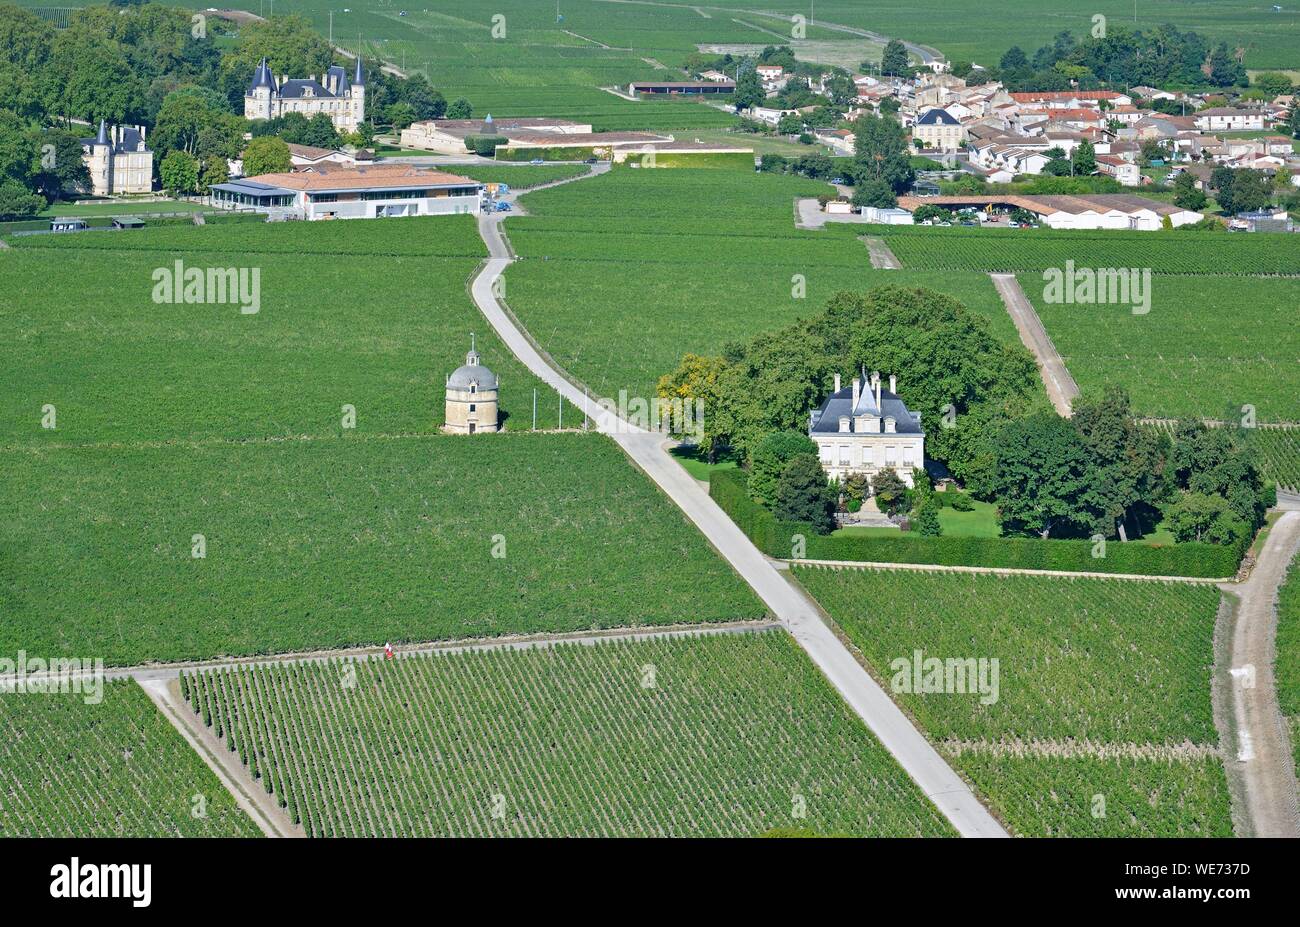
809;369;925;486
245;57;365;132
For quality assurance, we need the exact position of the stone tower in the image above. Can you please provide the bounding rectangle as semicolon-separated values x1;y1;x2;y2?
245;57;276;121
443;335;499;434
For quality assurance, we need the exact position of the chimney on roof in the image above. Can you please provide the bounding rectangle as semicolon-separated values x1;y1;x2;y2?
833;373;841;394
851;374;860;410
872;371;881;409
889;374;897;394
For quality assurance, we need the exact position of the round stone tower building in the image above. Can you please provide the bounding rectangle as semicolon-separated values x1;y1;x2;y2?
443;336;499;434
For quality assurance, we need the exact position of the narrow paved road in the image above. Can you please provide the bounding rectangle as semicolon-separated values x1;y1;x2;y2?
471;194;1008;838
864;237;902;269
991;273;1080;417
1221;510;1300;837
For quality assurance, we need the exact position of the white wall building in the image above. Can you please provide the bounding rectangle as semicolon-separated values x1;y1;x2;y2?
245;58;365;133
809;370;924;485
209;165;481;220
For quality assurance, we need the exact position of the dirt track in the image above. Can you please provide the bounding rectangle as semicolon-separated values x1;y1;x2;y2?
1220;511;1300;837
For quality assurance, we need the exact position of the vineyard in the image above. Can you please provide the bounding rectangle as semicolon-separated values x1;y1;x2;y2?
3;433;764;665
1277;550;1300;780
503;168;1021;401
0;680;259;837
795;566;1232;836
878;227;1300;276
0;218;581;445
1024;273;1300;424
180;631;953;837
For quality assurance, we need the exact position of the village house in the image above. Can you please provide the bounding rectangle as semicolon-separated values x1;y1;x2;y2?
1194;107;1266;132
912;108;965;151
809;370;924;486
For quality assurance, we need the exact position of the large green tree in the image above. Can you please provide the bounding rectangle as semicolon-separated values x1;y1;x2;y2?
774;454;836;534
851;112;914;193
241;135;291;176
988;412;1099;538
879;39;909;77
748;431;817;508
1070;387;1167;540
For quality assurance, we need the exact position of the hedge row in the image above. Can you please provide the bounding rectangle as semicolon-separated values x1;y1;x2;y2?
496;146;597;162
615;151;756;170
709;469;1244;578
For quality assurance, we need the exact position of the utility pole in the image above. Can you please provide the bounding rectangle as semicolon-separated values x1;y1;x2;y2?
532;389;537;430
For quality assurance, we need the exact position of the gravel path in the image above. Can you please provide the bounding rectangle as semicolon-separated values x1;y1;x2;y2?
1220;510;1300;837
991;272;1080;417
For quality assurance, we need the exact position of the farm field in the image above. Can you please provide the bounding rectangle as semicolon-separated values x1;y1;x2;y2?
795;566;1232;836
181;630;954;837
878;227;1300;277
0;216;579;444
502;168;1021;402
2;433;765;665
1022;273;1300;425
0;680;260;837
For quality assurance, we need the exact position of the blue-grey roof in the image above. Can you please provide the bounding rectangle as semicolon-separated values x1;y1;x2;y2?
916;108;959;126
81;123;150;154
209;179;298;198
249;57;277;93
809;383;922;435
447;346;498;391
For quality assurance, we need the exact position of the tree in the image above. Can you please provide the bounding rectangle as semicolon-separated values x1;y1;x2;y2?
1218;169;1271;214
851;179;896;209
988;412;1098;538
852;112;914;193
48;25;143;124
748;431;818;507
878;96;901;116
870;468;909;516
385;102;417;131
776;113;803;135
1253;72;1294;98
880;40;909;77
912;497;942;536
1164;492;1234;543
999;46;1029;73
1290;100;1300;139
199;154;228;194
445;98;473;119
0;179;43;219
30;127;88;201
152;86;242;158
1071;138;1096;176
218;14;333;110
1070;387;1166;540
159;148;198;194
1208;42;1246;88
1172;171;1208;211
657;353;727;456
823;74;856;107
911;204;948;223
301;112;341;147
773;454;836;533
241;135;291;176
733;68;764;112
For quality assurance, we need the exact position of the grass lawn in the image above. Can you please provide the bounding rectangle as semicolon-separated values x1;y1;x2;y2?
37;199;206;217
669;443;739;482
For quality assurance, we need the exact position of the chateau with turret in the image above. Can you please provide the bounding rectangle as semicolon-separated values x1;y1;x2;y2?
245;57;365;132
79;120;153;196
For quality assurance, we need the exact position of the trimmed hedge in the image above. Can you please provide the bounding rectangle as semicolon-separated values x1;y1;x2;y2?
496;146;597;162
615;151;756;170
709;469;1245;578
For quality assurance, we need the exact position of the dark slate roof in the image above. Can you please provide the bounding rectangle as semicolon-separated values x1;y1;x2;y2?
916;108;960;126
209;178;299;198
81;123;150;154
249;57;277;93
277;79;337;99
809;383;923;435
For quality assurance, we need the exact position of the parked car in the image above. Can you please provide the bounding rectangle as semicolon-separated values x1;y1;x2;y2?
495;201;512;212
530;158;544;165
583;157;598;164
